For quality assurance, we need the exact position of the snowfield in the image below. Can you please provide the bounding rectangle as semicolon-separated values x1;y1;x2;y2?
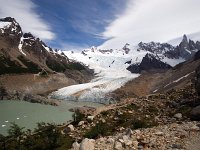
50;49;140;103
50;47;185;103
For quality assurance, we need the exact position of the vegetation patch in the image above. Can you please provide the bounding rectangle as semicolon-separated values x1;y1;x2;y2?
0;122;74;150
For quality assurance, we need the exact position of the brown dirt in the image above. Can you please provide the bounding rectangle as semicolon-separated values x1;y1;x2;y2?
113;59;200;99
0;73;77;95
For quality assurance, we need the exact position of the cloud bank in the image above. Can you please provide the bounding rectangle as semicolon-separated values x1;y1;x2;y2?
0;0;55;40
99;0;200;49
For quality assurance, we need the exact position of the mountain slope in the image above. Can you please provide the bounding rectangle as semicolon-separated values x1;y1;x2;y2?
0;17;71;75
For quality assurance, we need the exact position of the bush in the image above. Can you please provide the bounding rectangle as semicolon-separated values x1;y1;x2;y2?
131;118;151;129
72;110;85;125
84;122;109;139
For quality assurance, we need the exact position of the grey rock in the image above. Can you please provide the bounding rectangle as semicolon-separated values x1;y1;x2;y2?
174;113;182;119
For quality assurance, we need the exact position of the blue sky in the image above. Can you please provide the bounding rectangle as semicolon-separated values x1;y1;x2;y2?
32;0;127;50
0;0;200;50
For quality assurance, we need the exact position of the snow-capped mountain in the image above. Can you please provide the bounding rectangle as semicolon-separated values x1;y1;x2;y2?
0;17;70;74
50;35;200;103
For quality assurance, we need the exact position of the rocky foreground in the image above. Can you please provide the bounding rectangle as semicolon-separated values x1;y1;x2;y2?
59;83;200;150
71;121;200;150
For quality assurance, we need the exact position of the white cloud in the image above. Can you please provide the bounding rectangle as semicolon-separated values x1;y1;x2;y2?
60;43;89;52
0;0;55;40
99;0;200;49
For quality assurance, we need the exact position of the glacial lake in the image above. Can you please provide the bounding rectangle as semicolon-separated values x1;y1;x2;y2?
0;100;102;135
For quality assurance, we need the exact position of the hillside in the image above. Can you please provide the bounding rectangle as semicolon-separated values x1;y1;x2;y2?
0;17;93;104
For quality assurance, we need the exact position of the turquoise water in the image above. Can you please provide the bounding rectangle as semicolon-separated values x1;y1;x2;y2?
0;100;102;135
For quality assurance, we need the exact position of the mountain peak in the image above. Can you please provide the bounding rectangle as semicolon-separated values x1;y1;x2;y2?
182;34;188;43
0;17;16;22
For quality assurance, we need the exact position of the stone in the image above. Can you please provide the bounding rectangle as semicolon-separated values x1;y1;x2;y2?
174;113;182;119
114;141;123;150
67;124;74;132
87;115;95;121
124;140;132;146
155;131;164;136
132;141;139;149
118;139;124;143
72;141;80;150
191;105;200;121
80;138;95;150
171;143;182;149
107;138;115;144
126;128;133;137
101;119;106;123
78;121;85;126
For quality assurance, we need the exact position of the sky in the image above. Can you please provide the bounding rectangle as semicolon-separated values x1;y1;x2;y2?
0;0;200;50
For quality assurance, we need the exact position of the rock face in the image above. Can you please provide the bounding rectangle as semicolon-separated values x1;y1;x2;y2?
126;35;200;73
0;17;75;74
138;41;177;59
175;35;200;60
127;53;172;73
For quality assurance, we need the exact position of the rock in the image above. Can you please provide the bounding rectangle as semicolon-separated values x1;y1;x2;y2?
118;139;124;143
101;118;106;123
114;141;123;150
124;140;132;146
80;138;95;150
127;53;172;73
174;113;182;119
126;128;133;137
107;138;114;144
171;143;182;149
122;135;129;142
135;129;141;135
191;105;200;121
67;124;74;132
87;115;95;121
132;141;139;149
155;131;164;136
72;141;80;150
191;125;200;131
78;121;85;126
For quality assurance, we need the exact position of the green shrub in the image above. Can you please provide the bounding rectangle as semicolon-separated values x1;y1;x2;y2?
84;122;109;139
72;110;85;125
131;119;149;129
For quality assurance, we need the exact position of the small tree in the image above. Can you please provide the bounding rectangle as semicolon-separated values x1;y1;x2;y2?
7;122;25;150
0;134;6;150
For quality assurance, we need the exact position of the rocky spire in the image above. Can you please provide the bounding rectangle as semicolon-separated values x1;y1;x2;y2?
182;34;188;43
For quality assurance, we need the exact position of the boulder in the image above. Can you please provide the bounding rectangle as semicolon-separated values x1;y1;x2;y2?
107;137;115;144
174;113;182;119
72;141;80;150
87;115;95;121
78;121;85;126
80;138;95;150
114;141;123;150
191;105;200;120
67;124;74;131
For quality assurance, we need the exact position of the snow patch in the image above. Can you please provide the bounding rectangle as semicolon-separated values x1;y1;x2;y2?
0;22;11;29
164;72;194;88
18;37;26;56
